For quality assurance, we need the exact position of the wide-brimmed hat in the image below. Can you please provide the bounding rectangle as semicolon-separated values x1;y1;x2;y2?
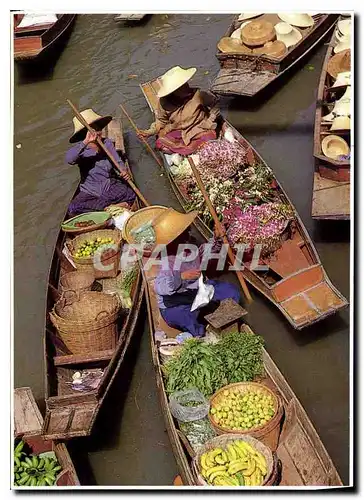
241;20;275;47
238;13;262;21
253;40;287;58
278;13;314;28
332;71;351;88
230;21;251;39
337;19;352;37
275;22;303;48
322;135;350;159
152;207;199;246
330;115;351;131
218;37;252;54
327;49;351;78
69;109;112;143
334;37;351;54
157;66;197;98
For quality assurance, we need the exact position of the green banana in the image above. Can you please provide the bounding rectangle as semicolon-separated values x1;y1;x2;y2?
25;457;33;467
31;456;39;468
37;458;45;470
14;457;21;468
14;440;24;455
30;477;37;486
235;472;245;486
44;475;55;486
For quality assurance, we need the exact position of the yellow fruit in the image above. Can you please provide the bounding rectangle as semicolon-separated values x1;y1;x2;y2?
205;465;227;479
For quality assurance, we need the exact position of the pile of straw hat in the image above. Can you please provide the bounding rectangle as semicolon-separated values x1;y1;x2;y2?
334;18;352;54
278;13;314;28
274;22;302;48
322;80;351;132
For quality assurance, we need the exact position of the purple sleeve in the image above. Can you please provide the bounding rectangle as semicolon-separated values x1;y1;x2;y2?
154;270;182;296
65;142;86;165
199;237;223;259
104;139;127;172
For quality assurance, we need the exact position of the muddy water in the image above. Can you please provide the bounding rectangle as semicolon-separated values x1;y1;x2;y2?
14;14;350;485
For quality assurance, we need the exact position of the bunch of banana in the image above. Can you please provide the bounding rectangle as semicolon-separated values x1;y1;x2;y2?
199;440;268;487
14;452;62;487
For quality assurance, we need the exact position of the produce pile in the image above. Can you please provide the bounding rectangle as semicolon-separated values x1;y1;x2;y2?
210;387;276;431
74;219;95;228
102;264;138;309
74;237;116;258
164;331;264;398
199;439;268;486
14;440;62;486
195;139;247;182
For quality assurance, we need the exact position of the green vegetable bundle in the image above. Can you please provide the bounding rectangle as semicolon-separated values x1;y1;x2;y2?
164;332;264;398
216;331;265;384
164;339;226;397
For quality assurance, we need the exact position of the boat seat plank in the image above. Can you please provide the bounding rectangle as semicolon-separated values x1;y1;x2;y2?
14;36;42;51
14;387;43;437
210;69;277;97
15;23;54;34
312;173;350;219
107;119;123;151
54;349;115;366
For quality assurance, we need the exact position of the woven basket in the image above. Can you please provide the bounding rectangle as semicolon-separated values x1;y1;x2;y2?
122;206;168;244
50;291;121;354
208;382;283;451
70;229;122;279
193;434;274;486
59;270;95;294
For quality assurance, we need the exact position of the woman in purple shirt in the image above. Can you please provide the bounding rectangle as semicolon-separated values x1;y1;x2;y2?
65;109;136;216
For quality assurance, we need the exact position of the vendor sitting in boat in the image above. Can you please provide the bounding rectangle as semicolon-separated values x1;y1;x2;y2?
66;109;136;216
138;66;219;155
152;208;240;337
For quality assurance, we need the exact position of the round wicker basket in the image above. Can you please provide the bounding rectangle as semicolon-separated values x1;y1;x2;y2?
193;433;274;486
208;382;283;451
59;270;95;294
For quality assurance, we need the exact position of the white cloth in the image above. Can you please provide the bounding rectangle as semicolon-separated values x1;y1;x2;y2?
190;274;215;312
17;13;58;28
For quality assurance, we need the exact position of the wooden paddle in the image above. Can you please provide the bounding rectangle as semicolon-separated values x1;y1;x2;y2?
187;157;253;304
119;103;165;170
67;99;149;207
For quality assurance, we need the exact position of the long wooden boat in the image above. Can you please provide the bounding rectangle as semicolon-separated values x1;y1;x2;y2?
140;77;348;330
312;19;351;220
14;387;80;486
210;14;339;98
143;268;343;486
42;118;145;440
14;13;76;62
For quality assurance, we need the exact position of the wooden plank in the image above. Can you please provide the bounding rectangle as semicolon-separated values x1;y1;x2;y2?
14;36;42;51
312;173;350;219
264;237;311;279
54;349;115;366
210;68;276;97
107;119;123;151
272;265;324;303
14;387;43;437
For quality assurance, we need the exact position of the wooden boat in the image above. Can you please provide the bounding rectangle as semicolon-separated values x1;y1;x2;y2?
14;387;79;486
210;14;339;98
14;13;76;62
143;268;343;486
114;13;148;23
140;77;348;330
42;118;145;440
312;19;351;220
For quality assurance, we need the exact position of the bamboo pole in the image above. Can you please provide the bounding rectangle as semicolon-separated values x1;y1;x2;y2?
119;103;165;170
187;158;253;304
67;99;149;207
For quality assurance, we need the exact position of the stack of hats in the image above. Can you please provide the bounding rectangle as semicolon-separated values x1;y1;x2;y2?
333;18;351;54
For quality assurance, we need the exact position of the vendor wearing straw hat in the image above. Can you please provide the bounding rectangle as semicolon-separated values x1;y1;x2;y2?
65;109;136;216
138;66;219;155
152;208;240;337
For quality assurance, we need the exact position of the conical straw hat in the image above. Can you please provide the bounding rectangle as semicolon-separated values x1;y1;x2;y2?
69;109;112;143
333;71;351;88
275;22;303;48
278;13;314;28
337;19;352;37
240;20;275;47
218;37;252;54
327;49;351;78
238;13;262;21
230;21;251;39
334;38;351;54
157;66;197;98
322;135;350;159
253;40;287;58
152;207;199;246
330;115;351;131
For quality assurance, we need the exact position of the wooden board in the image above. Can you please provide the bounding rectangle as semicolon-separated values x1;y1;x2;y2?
14;387;43;437
312;173;350;220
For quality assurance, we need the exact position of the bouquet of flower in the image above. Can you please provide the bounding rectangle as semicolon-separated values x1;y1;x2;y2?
195;140;247;182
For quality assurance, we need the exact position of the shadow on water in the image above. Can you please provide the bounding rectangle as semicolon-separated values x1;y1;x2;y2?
313;220;350;243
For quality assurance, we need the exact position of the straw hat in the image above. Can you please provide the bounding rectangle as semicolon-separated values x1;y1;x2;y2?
157;66;196;98
230;21;251;39
238;13;262;21
278;13;314;28
327;49;351;78
275;22;303;48
218;37;252;54
330;115;351;131
240;20;275;47
334;38;351;54
69;109;112;143
332;71;351;88
322;135;350;159
337;19;351;37
253;40;287;58
152;207;199;246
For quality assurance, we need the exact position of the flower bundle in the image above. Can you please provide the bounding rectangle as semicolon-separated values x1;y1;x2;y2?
195;140;247;181
224;202;295;256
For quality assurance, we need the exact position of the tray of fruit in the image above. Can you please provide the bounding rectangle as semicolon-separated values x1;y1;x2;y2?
193;434;274;486
61;211;111;234
208;382;280;435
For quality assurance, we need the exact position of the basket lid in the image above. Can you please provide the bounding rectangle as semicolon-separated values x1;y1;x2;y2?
14;387;43;437
241;20;275;47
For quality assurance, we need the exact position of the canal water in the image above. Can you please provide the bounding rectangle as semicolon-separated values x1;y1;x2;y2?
14;14;350;485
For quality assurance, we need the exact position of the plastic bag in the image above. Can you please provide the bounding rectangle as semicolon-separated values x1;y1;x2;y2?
190;274;215;312
130;220;156;247
179;418;216;452
169;388;210;422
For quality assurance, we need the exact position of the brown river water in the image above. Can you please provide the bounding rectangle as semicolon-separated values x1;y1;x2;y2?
14;14;350;486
